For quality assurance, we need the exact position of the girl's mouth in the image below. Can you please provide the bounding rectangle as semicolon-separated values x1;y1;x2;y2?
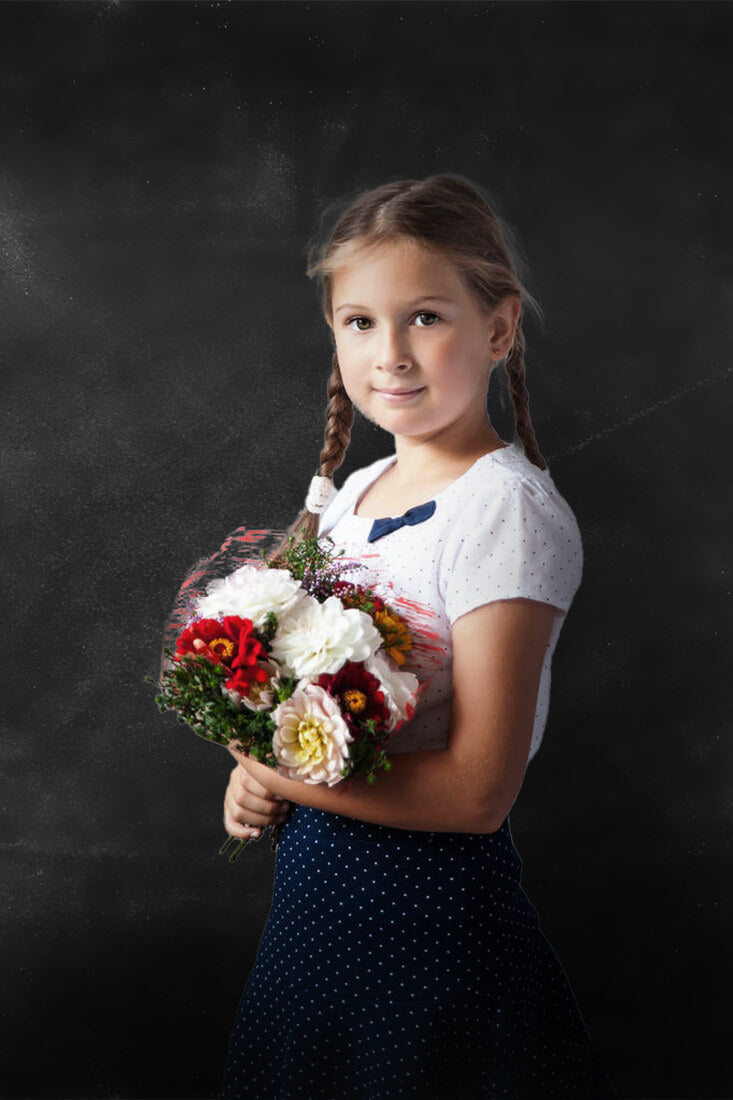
375;387;426;403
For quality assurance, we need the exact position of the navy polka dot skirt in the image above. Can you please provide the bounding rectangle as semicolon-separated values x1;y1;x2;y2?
220;805;616;1099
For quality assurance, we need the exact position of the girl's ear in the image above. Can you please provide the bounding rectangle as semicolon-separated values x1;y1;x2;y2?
488;296;521;361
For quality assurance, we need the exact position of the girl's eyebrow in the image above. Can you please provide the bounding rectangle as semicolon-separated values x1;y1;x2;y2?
333;296;455;316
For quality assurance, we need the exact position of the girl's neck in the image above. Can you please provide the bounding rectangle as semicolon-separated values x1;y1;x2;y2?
389;426;506;488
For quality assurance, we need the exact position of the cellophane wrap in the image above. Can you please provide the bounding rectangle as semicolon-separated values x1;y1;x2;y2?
160;524;288;676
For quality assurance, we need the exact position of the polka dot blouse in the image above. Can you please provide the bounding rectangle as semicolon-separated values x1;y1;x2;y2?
318;438;583;764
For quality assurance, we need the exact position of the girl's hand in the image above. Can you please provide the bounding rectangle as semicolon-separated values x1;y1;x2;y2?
223;755;291;840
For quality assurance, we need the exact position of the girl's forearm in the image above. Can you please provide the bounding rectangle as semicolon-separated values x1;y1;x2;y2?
231;746;502;834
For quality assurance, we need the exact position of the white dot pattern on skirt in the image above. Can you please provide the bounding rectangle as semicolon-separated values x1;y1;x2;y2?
219;442;614;1099
220;810;615;1098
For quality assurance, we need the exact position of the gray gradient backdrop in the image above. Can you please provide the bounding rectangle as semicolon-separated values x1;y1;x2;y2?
2;2;731;1098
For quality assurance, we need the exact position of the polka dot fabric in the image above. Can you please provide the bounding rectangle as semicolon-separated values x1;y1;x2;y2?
220;439;615;1098
220;809;615;1098
319;438;583;764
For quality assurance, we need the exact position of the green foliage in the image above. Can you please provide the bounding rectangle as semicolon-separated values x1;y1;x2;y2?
263;534;343;579
254;610;279;648
274;676;298;703
340;716;393;785
261;534;361;602
151;649;278;764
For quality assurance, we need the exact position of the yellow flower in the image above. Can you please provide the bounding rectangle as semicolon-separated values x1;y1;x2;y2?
374;609;413;667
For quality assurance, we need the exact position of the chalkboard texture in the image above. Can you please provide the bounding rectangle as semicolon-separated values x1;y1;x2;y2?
2;3;731;1098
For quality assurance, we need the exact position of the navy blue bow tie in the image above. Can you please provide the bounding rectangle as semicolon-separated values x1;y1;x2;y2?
367;500;437;543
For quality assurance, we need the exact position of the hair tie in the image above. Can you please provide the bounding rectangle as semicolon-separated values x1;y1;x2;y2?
305;474;336;514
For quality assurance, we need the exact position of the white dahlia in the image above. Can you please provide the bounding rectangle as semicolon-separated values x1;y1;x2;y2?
365;649;420;730
195;565;306;628
272;682;353;786
269;594;383;679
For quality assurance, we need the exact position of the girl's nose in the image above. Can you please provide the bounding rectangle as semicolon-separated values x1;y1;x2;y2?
376;326;412;372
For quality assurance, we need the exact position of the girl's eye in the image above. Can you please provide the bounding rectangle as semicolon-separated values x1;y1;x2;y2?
344;312;439;331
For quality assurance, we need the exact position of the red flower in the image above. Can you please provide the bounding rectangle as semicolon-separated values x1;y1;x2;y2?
316;661;391;735
177;616;273;697
226;627;273;695
225;664;272;696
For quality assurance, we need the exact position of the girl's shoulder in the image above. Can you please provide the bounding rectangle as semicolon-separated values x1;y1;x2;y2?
435;439;580;533
438;440;584;620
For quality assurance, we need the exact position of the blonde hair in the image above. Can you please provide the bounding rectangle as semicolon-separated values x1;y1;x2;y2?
268;174;545;562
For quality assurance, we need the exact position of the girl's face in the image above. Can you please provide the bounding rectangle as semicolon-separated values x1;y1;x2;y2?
327;238;516;448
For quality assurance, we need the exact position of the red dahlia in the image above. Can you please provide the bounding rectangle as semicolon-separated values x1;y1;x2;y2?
316;661;391;734
175;615;259;665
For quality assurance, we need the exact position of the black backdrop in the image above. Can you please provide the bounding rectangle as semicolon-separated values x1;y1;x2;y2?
2;3;731;1098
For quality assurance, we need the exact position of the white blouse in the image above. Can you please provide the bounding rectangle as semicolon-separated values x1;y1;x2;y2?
317;439;583;763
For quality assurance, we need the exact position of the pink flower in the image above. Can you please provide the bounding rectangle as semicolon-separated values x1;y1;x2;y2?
271;682;353;786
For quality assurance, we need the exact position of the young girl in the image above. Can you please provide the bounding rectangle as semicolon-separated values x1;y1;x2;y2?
218;175;616;1098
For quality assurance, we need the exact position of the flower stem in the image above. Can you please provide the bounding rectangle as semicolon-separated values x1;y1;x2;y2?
227;838;250;862
219;834;249;859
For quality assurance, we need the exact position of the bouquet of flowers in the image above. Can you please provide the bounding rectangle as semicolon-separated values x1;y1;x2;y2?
151;536;422;860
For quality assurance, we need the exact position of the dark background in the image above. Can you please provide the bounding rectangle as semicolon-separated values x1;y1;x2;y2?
2;2;731;1098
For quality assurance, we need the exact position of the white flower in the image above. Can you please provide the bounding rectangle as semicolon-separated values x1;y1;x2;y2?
272;682;353;786
365;649;420;730
269;594;383;679
195;565;306;628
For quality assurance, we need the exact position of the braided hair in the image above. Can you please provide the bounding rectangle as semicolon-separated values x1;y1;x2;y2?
269;174;545;562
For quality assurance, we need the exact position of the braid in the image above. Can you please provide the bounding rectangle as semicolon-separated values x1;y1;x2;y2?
505;323;547;471
267;354;354;564
317;353;354;479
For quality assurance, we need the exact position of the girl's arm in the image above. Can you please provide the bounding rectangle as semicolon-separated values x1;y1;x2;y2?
225;598;559;835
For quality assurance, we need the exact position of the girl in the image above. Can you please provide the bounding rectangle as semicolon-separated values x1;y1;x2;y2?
218;175;616;1098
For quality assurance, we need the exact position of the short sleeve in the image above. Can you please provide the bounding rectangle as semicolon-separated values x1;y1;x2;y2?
439;473;583;627
317;470;360;537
